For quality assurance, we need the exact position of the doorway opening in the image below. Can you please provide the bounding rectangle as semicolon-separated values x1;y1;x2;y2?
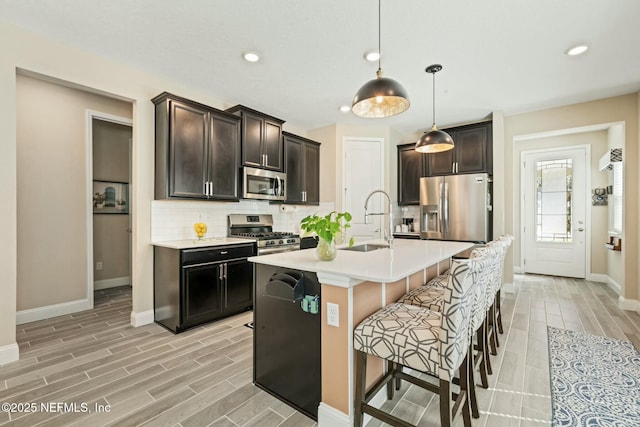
87;112;133;305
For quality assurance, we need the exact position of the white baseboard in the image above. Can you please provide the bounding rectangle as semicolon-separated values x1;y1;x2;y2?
587;273;608;284
130;309;154;327
502;282;515;294
318;402;350;427
607;277;622;296
94;276;130;290
619;296;640;313
316;372;406;427
16;298;92;325
513;266;523;274
0;343;19;365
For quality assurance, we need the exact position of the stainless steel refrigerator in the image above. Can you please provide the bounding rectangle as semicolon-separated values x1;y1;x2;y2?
420;173;492;242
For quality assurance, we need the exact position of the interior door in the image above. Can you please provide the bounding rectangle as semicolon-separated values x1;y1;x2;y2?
343;137;384;242
523;147;586;278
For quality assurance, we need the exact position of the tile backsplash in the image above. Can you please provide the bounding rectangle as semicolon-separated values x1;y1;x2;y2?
151;199;336;241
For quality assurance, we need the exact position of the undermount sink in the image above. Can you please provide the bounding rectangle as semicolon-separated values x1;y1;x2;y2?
340;243;389;252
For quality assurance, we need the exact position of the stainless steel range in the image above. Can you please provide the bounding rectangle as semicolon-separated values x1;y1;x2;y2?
228;214;300;255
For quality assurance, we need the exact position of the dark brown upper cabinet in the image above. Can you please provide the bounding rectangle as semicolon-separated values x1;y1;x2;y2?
283;132;320;205
397;121;492;205
427;121;492;176
397;143;426;205
153;92;241;201
226;105;285;172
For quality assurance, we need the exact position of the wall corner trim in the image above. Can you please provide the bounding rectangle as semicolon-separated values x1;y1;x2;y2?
16;298;92;325
130;310;154;327
318;402;350;427
0;343;19;366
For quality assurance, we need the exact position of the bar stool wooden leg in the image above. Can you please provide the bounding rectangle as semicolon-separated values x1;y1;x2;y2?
476;326;490;387
439;379;452;427
354;350;367;427
496;289;504;334
468;342;480;418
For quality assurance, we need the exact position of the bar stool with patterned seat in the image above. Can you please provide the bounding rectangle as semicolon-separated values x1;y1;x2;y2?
397;246;496;418
353;258;479;427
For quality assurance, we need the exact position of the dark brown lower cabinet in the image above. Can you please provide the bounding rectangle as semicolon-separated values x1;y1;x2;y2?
154;243;255;333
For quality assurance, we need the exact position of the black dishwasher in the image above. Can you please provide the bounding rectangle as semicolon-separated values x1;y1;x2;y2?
253;263;321;420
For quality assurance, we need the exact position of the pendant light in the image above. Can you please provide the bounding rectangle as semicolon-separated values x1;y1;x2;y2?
352;0;410;118
415;64;454;153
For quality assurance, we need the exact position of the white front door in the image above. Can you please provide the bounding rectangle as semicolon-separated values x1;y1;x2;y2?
522;147;587;278
342;137;384;243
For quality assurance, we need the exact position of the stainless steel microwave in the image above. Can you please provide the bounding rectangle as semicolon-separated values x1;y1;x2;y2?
242;166;286;201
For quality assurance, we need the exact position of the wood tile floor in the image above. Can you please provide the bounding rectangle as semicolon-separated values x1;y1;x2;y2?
1;287;315;427
1;276;639;426
366;274;640;427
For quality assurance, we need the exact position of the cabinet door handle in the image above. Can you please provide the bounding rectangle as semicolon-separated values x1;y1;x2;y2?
203;181;208;196
209;181;213;196
452;163;455;174
265;154;268;167
219;264;223;281
220;251;228;255
223;263;227;280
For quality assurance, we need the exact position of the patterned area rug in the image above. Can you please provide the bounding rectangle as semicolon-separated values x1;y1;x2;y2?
548;326;640;426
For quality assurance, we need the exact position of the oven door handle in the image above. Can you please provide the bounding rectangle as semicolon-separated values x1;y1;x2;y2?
258;245;299;255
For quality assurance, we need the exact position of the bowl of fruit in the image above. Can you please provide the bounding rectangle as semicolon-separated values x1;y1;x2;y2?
193;222;207;240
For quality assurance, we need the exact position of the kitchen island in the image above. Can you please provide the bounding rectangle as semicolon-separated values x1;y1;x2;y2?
249;239;473;426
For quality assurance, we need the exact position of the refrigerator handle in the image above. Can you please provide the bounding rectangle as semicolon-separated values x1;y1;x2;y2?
437;182;443;234
443;182;449;234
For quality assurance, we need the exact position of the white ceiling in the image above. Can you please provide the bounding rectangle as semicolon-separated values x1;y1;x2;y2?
2;0;639;137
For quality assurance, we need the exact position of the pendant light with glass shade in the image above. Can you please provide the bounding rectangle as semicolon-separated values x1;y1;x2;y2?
415;64;454;153
352;0;410;118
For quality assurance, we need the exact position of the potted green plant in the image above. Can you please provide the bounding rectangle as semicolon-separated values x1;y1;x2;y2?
300;211;355;261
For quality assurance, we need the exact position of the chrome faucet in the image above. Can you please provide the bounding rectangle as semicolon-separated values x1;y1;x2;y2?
364;189;393;247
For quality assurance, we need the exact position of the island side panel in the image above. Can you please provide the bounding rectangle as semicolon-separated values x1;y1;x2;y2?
438;258;451;275
353;282;385;392
409;269;427;290
320;283;351;415
385;278;407;305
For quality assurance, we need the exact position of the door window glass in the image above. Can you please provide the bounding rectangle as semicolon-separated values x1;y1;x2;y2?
536;159;572;242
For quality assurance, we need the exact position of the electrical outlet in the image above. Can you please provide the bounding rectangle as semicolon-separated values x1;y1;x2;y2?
96;261;103;271
327;302;339;327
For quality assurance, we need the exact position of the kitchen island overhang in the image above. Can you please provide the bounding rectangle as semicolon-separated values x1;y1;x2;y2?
249;239;474;426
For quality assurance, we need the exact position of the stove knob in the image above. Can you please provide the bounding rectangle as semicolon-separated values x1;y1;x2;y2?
279;240;284;245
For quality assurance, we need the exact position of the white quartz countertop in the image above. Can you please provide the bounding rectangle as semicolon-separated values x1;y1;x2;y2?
151;237;256;250
248;239;473;285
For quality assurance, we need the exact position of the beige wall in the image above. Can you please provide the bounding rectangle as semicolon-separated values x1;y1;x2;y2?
93;119;132;285
509;131;608;276
0;21;233;353
16;75;132;311
500;93;639;301
309;123;401;212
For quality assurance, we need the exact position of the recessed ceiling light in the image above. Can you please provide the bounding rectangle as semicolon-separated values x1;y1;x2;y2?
363;50;380;62
339;105;351;113
242;51;260;62
565;44;589;56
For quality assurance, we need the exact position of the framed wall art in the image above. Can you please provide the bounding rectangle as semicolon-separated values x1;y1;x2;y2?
93;180;128;214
